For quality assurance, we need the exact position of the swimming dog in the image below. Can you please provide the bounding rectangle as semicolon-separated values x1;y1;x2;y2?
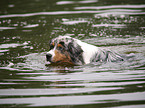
46;36;125;65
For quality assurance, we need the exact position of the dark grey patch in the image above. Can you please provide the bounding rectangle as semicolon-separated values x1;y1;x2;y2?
68;42;84;65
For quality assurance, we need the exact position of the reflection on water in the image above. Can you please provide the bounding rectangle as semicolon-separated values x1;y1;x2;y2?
56;0;98;5
1;4;145;18
0;0;145;107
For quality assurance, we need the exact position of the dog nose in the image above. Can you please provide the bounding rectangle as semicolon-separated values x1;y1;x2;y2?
46;53;52;61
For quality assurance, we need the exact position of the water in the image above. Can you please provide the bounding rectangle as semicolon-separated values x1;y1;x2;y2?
0;0;145;107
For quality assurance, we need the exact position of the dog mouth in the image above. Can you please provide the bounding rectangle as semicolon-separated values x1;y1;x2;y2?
46;59;75;66
50;60;64;64
45;61;75;67
46;58;62;64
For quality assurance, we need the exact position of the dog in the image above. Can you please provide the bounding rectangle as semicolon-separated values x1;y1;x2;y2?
46;36;126;65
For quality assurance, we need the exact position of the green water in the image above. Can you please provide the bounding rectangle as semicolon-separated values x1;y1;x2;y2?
0;0;145;107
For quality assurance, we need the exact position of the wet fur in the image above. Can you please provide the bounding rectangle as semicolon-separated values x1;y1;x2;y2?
46;36;128;65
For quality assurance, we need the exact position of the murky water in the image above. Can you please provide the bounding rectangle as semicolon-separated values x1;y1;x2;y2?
0;0;145;107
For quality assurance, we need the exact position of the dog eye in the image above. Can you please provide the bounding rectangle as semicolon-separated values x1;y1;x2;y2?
58;46;63;50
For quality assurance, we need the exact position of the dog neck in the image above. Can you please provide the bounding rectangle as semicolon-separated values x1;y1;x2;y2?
75;39;99;64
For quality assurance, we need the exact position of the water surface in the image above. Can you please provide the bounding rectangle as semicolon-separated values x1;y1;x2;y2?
0;0;145;107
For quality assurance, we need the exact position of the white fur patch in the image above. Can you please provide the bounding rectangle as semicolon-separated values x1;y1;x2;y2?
47;49;55;58
75;39;99;64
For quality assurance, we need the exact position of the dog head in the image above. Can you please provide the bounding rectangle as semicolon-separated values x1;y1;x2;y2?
46;36;84;65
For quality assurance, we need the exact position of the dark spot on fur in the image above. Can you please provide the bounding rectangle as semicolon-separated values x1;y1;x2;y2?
68;42;84;65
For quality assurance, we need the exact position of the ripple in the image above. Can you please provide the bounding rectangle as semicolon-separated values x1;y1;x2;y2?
92;24;126;28
23;24;39;28
62;19;88;25
56;0;98;5
0;92;145;106
75;4;145;10
0;27;16;30
0;87;122;96
0;49;9;53
0;11;103;18
0;43;27;49
0;9;144;18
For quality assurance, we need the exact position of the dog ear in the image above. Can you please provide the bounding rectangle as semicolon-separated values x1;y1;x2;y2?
68;42;84;64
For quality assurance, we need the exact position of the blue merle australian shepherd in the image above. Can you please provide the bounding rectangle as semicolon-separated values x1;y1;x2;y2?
46;36;132;65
